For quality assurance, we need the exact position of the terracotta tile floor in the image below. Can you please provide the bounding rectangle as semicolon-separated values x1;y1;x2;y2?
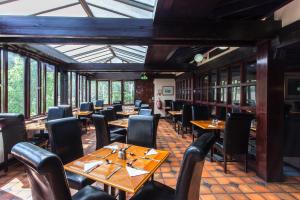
1;119;300;200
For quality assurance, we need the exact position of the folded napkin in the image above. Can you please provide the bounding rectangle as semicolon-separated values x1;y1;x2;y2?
146;149;158;156
208;125;216;128
83;161;103;173
126;166;149;177
103;145;119;150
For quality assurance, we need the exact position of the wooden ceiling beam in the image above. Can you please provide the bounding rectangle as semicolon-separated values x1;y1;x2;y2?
63;63;194;72
0;16;281;45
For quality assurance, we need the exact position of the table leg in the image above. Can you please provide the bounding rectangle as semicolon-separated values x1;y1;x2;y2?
118;190;126;200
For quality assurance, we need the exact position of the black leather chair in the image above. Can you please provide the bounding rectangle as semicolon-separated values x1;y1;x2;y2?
134;100;142;110
0;113;27;172
92;115;126;149
100;109;117;122
191;105;210;142
130;132;217;200
79;102;93;132
113;104;123;113
138;109;152;116
127;115;155;148
153;114;160;148
177;104;192;135
58;105;73;117
11;142;116;200
47;106;64;121
46;117;94;190
140;104;150;109
217;107;227;120
96;100;104;107
213;113;254;173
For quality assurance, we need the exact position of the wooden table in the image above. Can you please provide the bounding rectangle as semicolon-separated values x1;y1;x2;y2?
168;110;182;116
94;106;103;111
64;142;169;200
75;111;93;117
26;122;46;131
116;111;138;117
190;120;225;130
108;119;128;128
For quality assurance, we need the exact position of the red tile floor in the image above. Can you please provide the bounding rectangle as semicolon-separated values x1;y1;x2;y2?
0;119;300;200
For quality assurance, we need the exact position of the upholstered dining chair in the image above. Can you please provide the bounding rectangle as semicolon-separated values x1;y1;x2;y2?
177;104;192;135
11;142;116;200
130;132;217;200
138;109;152;116
47;106;64;121
92;114;126;149
58;105;73;117
96;100;104;107
191;105;210;142
134;99;142;110
127;115;155;148
46;117;94;190
213;113;254;173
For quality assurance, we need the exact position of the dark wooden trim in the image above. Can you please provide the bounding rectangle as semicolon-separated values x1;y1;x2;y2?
24;57;30;118
2;46;8;113
54;66;58;106
0;16;281;45
37;61;42;114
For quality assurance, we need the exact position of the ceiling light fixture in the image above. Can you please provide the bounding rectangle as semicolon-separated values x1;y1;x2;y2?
218;47;229;50
194;54;204;63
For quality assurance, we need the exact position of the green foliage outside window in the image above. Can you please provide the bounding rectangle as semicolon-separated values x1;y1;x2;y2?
98;81;109;104
46;65;55;111
30;59;38;116
123;81;135;104
111;81;121;103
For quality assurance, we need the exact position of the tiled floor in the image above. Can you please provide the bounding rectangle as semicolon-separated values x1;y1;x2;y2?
1;119;300;200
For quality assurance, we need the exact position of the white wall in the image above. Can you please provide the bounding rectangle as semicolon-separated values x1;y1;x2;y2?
274;0;300;27
153;79;175;117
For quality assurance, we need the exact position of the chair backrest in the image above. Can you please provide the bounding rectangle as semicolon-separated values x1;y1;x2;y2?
134;100;142;108
232;106;241;113
95;100;104;107
140;104;150;109
223;113;254;155
127;115;155;148
0;113;26;153
11;142;72;200
92;114;110;149
47;107;64;121
112;104;123;112
58;105;73;118
80;102;93;111
181;104;192;126
113;101;121;105
46;117;83;164
191;105;209;121
217;107;227;120
99;109;117;121
138;109;152;116
175;133;217;200
171;101;183;111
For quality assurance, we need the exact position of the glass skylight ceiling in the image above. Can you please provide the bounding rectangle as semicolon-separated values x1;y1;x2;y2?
0;0;155;63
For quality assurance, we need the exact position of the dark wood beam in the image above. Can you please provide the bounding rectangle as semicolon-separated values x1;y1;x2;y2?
64;63;194;72
0;16;281;45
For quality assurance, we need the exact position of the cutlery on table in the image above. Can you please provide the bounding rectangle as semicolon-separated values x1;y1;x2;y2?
105;166;121;180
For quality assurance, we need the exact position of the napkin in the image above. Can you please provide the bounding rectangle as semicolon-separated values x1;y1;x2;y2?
126;166;149;177
83;161;103;173
208;125;216;128
103;145;119;150
146;149;158;156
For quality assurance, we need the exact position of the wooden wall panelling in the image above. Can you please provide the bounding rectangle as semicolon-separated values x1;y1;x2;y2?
135;79;154;108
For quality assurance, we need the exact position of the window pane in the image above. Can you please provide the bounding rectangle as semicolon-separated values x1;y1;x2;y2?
111;81;121;103
220;69;227;85
46;65;55;110
90;80;96;102
220;88;227;103
98;81;109;104
124;81;135;104
72;72;76;107
231;66;240;84
246;62;256;83
231;86;240;105
82;76;86;102
8;52;25;113
245;85;256;107
30;59;38;116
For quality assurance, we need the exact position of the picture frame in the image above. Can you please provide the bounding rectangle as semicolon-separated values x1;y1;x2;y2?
284;73;300;100
162;86;174;96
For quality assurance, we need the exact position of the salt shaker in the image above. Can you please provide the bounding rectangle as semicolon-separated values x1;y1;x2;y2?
118;148;127;160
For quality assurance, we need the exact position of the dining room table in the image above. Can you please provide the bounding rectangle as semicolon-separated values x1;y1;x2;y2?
94;106;103;111
116;110;138;117
168;110;182;130
108;119;129;129
64;142;169;200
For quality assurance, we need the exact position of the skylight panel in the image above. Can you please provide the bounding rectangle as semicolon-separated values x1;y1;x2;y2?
54;45;87;53
113;45;146;56
77;53;112;63
111;57;123;63
73;49;111;60
74;50;112;61
134;0;157;7
0;0;78;15
64;45;107;57
89;5;128;18
37;4;87;17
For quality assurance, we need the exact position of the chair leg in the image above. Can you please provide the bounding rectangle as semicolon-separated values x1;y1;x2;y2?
224;154;227;173
244;154;248;173
192;134;195;142
4;153;8;172
210;146;214;162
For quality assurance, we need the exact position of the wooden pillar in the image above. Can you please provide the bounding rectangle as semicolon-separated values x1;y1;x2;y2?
24;57;30;119
256;40;284;182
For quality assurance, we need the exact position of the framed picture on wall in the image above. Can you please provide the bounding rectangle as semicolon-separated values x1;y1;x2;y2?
162;86;174;96
284;73;300;99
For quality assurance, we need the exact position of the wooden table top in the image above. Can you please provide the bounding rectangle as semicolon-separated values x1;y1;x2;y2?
190;120;225;130
25;122;46;131
64;142;169;193
116;111;138;116
108;119;128;128
94;106;103;110
168;111;182;116
75;111;93;116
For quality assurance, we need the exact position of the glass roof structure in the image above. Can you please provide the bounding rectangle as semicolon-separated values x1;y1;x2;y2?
0;0;156;63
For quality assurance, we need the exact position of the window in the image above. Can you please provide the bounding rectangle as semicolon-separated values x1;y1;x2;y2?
245;85;256;107
57;72;61;105
82;76;86;102
71;72;76;107
246;62;256;83
123;81;135;104
220;69;227;103
231;67;240;105
209;71;217;102
45;64;55;110
90;80;96;102
7;52;25;113
98;81;109;104
111;81;121;103
30;59;38;116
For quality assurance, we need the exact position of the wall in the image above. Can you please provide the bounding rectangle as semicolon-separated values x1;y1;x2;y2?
153;79;175;117
275;0;300;27
135;79;154;108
